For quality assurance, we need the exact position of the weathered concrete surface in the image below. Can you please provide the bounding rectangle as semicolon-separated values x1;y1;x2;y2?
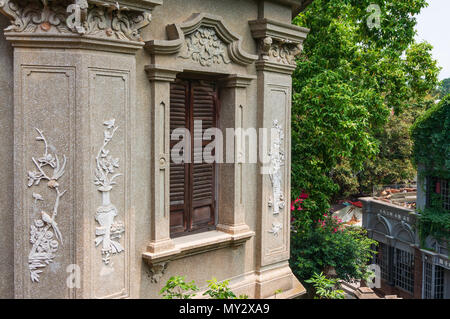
0;13;14;299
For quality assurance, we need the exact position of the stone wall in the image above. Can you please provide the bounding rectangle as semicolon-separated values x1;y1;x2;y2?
0;13;14;299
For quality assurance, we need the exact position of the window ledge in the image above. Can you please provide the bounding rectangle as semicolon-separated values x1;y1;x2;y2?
142;229;255;266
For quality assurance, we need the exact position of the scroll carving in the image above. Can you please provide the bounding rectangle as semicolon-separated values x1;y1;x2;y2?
94;119;125;265
180;26;231;66
267;120;285;215
268;222;282;237
27;128;67;282
146;262;168;283
0;0;152;41
261;36;302;65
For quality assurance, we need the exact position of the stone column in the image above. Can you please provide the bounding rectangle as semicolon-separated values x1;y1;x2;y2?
0;0;160;298
144;64;181;256
217;74;255;236
249;18;309;298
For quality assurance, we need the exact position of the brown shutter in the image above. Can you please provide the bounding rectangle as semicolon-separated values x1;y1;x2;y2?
190;82;216;231
169;79;217;236
169;81;189;235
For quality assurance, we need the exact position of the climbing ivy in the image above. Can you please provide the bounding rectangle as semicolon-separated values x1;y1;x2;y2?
417;195;450;245
411;95;450;179
411;96;450;244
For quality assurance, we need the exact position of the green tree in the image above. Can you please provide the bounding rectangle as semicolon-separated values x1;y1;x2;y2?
440;78;450;98
291;0;440;221
290;0;440;283
357;42;440;194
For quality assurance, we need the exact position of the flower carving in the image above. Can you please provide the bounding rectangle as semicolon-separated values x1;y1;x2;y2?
27;128;67;282
268;222;283;237
268;120;285;215
94;119;125;265
180;27;231;66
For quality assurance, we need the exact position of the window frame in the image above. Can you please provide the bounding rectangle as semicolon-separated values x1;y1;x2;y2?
426;177;450;210
169;77;219;237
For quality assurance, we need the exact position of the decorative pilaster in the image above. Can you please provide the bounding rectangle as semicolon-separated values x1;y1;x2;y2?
216;74;256;236
249;17;308;298
1;0;160;299
144;64;181;256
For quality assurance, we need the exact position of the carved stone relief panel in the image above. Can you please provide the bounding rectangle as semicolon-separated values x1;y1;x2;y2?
261;37;302;66
180;26;231;66
267;119;285;215
0;0;154;42
94;119;125;265
89;68;131;299
20;65;75;298
27;128;67;282
261;84;291;266
145;13;257;66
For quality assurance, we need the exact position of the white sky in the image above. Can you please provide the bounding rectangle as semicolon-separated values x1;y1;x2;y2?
415;0;450;80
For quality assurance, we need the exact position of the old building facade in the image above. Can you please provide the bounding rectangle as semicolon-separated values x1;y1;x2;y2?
361;175;450;299
0;0;311;298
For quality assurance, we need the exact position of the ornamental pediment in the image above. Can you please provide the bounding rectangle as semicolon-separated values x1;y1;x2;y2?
145;13;257;66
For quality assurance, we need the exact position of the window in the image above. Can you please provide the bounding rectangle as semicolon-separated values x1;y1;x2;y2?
427;177;450;210
434;265;445;299
424;262;445;299
374;242;389;281
394;248;414;293
424;261;432;299
169;79;218;236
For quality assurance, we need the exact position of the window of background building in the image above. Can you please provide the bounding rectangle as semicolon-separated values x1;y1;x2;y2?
394;248;415;294
427;177;450;210
373;242;390;281
424;262;445;299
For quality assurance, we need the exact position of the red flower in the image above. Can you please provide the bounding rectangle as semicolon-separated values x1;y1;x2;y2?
350;201;363;208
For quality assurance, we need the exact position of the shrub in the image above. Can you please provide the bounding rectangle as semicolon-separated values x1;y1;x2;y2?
159;276;198;299
159;276;248;299
291;207;377;282
305;272;345;299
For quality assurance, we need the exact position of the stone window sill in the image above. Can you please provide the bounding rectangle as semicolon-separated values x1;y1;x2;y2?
142;229;255;266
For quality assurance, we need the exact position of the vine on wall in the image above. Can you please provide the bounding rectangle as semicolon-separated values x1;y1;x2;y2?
411;95;450;179
411;96;450;244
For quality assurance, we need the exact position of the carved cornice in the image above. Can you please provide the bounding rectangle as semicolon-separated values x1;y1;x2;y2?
145;64;182;82
145;13;258;66
218;74;256;89
249;18;309;73
0;0;160;46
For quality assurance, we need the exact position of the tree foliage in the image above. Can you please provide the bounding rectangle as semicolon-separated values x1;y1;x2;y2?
305;272;345;299
291;0;440;220
440;78;450;98
411;96;450;243
290;0;441;283
159;276;199;299
291;211;377;282
411;95;450;178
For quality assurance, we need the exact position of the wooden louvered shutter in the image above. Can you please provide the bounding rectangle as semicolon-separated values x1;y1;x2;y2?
190;82;217;231
169;79;217;236
169;80;189;235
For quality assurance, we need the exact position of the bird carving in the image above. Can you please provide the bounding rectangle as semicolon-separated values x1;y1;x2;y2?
41;211;63;245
